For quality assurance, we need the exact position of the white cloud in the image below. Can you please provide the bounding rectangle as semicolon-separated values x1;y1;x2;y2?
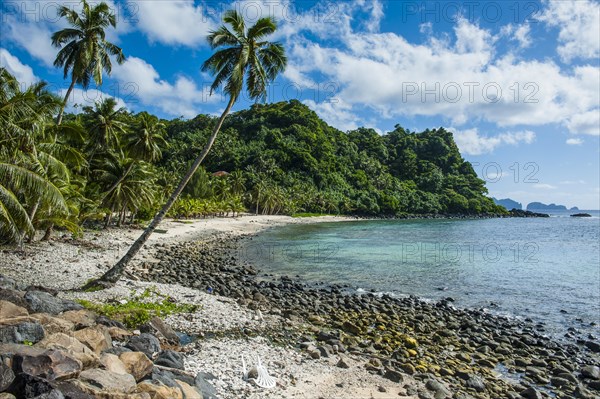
566;110;600;136
532;183;557;190
566;138;584;145
59;87;129;114
560;179;586;184
0;48;37;86
135;1;215;46
449;127;536;155
539;0;600;62
112;56;218;117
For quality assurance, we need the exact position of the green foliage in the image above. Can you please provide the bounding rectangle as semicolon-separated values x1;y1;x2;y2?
76;286;199;328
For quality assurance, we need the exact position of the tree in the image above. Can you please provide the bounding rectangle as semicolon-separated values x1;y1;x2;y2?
52;0;125;125
86;9;287;287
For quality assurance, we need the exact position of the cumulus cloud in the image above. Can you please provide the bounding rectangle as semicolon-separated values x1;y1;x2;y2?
449;128;536;155
112;56;219;117
0;48;37;86
532;183;557;190
565;110;600;136
539;0;600;62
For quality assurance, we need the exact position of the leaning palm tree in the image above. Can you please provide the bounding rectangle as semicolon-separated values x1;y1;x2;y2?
85;10;286;287
52;0;125;125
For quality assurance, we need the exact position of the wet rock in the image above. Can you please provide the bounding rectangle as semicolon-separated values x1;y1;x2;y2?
119;351;153;381
154;350;184;370
581;365;600;380
126;333;160;359
23;291;82;315
520;387;543;399
584;341;600;353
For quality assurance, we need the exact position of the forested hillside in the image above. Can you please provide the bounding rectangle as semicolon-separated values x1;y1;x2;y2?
161;100;502;216
0;68;503;245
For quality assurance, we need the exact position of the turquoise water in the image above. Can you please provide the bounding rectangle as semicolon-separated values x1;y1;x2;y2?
242;213;600;338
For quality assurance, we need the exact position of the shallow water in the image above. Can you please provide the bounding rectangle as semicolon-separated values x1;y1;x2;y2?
241;212;600;339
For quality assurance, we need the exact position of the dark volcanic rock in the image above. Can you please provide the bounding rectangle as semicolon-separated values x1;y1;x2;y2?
24;291;82;315
125;333;160;359
154;350;185;370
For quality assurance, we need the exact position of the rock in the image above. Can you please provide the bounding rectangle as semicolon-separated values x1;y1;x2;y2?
175;379;202;399
59;310;96;330
0;276;18;291
0;320;45;344
99;353;128;375
77;368;136;394
336;356;351;369
581;366;600;380
383;368;404;383
342;321;361;335
107;327;131;341
119;351;153;381
154;350;184;370
466;375;486;392
30;314;74;335
141;317;179;344
0;288;28;309
0;393;16;399
0;300;28;319
73;326;112;354
0;362;15;391
194;372;218;399
23;291;82;315
17;349;82;381
584;341;600;353
126;333;160;359
136;381;183;399
550;376;570;387
35;332;99;368
95;315;126;329
520;387;543;399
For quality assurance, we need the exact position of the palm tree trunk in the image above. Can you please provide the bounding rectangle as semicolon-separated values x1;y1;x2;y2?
101;162;134;202
41;224;53;241
85;96;236;287
56;77;76;125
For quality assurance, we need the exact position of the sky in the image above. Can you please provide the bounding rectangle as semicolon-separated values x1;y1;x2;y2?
1;0;599;209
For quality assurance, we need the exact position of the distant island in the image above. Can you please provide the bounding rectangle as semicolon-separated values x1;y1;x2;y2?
527;202;569;211
492;197;522;210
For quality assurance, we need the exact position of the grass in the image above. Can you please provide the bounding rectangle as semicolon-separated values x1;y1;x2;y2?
291;212;333;218
76;286;200;328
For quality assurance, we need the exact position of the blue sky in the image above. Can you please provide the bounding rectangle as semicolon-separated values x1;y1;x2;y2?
1;0;599;208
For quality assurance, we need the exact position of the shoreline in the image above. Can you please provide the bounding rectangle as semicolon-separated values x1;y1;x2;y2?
2;215;599;398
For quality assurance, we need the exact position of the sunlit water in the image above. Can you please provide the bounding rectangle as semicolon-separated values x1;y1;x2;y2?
241;211;600;339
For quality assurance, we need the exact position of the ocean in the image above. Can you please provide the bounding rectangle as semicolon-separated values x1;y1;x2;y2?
241;211;600;339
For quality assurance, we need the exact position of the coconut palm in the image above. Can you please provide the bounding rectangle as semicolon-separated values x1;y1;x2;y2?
83;98;128;155
52;0;125;125
87;10;286;287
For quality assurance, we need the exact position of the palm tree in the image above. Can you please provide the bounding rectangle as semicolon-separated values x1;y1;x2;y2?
52;0;125;125
84;98;128;154
85;10;287;287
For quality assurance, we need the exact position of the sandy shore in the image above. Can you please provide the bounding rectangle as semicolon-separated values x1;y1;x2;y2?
1;215;427;398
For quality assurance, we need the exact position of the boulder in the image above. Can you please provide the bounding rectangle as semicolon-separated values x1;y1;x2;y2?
23;291;82;315
0;300;28;319
59;310;96;330
119;351;153;381
0;320;45;344
73;326;112;354
0;276;18;291
141;317;179;345
77;368;136;394
0;288;28;309
95;315;126;329
383;368;404;383
0;393;16;399
30;314;75;335
175;379;202;399
99;353;128;375
0;362;15;391
107;327;131;341
125;334;160;359
16;349;82;381
136;381;183;399
581;365;600;380
194;372;218;399
36;332;99;369
154;350;184;370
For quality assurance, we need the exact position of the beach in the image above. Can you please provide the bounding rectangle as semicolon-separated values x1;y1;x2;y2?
1;215;599;399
